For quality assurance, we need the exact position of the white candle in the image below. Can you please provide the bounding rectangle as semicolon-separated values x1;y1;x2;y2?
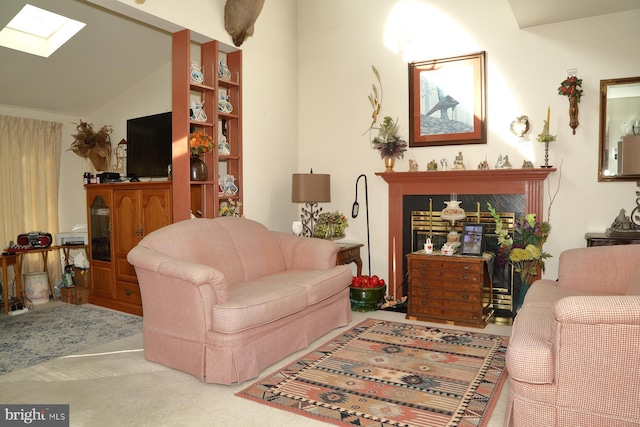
392;237;397;300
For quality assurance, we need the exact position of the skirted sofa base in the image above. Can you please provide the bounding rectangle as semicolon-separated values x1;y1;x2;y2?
143;288;350;385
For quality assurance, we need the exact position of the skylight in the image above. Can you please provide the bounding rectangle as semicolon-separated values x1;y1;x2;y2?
0;4;85;58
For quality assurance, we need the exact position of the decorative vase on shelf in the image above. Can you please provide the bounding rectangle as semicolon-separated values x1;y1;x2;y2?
190;156;208;181
384;157;395;172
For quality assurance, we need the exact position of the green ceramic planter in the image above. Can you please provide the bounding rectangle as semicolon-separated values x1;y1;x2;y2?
349;285;386;312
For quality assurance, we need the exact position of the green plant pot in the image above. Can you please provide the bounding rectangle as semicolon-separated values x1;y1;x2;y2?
349;285;385;312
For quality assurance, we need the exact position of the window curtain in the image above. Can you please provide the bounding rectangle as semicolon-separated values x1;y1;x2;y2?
0;115;63;285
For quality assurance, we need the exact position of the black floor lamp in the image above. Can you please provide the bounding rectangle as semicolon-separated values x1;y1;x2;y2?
351;174;370;277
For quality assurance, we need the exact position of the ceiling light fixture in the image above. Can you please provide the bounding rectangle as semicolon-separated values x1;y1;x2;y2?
0;4;86;58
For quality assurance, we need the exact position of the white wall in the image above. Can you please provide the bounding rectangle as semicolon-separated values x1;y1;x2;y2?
297;0;640;281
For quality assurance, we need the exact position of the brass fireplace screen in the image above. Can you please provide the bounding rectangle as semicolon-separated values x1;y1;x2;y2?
410;204;518;318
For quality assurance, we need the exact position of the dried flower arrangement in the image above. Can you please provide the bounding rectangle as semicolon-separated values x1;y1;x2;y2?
189;130;214;157
372;116;408;160
69;120;113;171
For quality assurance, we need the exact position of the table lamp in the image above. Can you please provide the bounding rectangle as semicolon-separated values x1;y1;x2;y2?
292;171;331;237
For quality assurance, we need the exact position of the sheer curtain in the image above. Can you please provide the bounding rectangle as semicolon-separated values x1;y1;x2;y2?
0;115;62;283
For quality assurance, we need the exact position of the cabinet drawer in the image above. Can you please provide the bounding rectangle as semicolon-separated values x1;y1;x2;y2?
409;278;483;291
410;269;482;283
116;281;142;305
409;303;483;320
409;287;482;303
408;258;483;273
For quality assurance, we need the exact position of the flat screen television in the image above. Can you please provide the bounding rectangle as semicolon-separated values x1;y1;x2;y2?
126;111;172;179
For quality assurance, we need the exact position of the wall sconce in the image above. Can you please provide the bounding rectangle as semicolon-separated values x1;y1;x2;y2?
558;68;583;135
292;170;331;237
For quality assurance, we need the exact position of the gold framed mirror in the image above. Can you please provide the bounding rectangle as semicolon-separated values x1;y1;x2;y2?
599;76;640;181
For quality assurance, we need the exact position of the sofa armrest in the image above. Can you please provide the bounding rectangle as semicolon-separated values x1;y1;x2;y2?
127;245;230;340
551;295;640;419
271;231;339;270
128;245;228;300
556;245;640;294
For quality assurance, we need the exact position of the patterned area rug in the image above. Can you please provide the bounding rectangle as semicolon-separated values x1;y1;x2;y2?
0;304;142;375
237;318;508;427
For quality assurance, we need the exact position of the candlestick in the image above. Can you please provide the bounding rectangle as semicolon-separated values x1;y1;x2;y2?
392;237;397;300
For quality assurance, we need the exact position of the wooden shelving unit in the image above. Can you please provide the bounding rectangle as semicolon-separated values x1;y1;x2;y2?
171;30;242;221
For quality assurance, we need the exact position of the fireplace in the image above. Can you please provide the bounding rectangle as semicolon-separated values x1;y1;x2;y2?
377;168;556;316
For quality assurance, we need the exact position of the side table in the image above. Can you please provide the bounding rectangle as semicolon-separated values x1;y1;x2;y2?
1;253;23;315
336;243;364;276
585;232;640;247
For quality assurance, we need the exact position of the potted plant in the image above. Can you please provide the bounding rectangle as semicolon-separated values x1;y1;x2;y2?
313;210;348;239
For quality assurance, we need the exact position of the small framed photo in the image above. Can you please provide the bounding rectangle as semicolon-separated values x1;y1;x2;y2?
461;223;486;256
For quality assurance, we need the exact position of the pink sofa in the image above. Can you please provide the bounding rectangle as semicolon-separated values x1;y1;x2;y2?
127;217;352;385
505;244;640;427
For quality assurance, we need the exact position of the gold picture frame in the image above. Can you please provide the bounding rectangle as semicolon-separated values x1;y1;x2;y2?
409;51;486;147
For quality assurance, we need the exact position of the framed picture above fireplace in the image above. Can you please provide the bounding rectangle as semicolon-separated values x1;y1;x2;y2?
409;51;486;147
461;223;486;256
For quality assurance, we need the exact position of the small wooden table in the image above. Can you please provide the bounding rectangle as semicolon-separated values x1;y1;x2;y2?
406;251;494;328
1;253;23;315
336;243;364;276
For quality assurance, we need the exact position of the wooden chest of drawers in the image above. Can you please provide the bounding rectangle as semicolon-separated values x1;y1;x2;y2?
406;252;494;328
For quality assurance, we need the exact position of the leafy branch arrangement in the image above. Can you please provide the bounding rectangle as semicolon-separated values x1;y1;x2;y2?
364;66;408;160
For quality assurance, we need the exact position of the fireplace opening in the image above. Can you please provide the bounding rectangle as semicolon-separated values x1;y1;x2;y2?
403;194;525;320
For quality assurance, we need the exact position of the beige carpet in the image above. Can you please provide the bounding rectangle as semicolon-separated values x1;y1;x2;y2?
0;305;510;426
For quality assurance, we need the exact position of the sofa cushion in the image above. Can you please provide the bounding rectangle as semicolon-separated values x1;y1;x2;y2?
210;273;310;334
626;265;640;295
523;280;617;308
506;305;555;384
282;267;350;305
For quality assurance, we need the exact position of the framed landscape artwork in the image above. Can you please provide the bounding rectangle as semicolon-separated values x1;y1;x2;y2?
409;51;486;147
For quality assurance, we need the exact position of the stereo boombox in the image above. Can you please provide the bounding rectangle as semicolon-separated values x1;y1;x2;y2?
16;231;53;249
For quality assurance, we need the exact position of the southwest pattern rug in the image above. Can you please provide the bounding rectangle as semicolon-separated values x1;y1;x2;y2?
237;318;508;427
0;303;142;375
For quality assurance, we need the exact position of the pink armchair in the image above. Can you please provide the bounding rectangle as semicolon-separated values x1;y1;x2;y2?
505;244;640;427
127;217;352;385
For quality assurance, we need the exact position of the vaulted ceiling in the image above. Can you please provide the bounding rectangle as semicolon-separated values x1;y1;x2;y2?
0;0;638;117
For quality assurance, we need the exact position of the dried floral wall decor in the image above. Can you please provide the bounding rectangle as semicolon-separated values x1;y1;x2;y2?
69;120;113;171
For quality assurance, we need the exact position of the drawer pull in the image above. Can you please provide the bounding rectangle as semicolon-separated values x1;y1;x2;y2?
463;275;470;280
462;293;470;300
125;289;132;296
463;265;470;270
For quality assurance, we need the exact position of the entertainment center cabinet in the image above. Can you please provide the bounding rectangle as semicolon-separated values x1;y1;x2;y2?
86;182;172;315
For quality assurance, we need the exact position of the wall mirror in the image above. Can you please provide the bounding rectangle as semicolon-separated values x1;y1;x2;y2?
599;76;640;181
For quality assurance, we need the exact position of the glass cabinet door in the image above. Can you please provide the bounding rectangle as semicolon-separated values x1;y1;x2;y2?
90;195;111;262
